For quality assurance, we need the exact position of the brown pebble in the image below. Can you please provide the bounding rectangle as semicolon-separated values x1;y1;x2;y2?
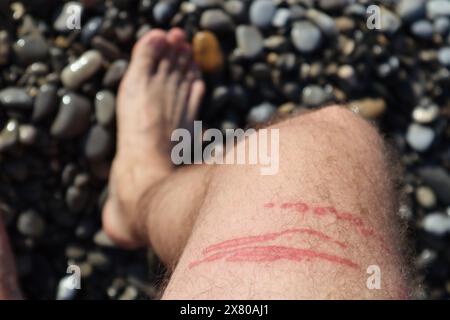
348;98;386;119
192;31;224;73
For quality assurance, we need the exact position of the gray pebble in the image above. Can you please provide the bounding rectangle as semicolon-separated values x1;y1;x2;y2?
236;25;264;58
434;17;450;35
421;212;450;235
103;59;128;88
62;164;77;186
380;7;402;35
81;16;103;45
418;166;450;205
272;8;291;28
302;85;328;107
0;120;19;152
290;5;306;20
153;0;177;24
291;21;322;53
19;125;38;146
13;35;49;66
190;0;222;8
73;173;90;188
119;286;139;300
17;210;45;238
411;20;434;39
415;249;437;269
264;35;289;51
396;0;426;22
224;0;246;22
200;9;234;33
65;185;88;213
438;47;450;66
345;3;366;17
84;125;113;161
406;123;435;152
65;245;86;260
318;0;350;11
247;102;276;125
95;90;116;126
0;87;33;110
26;62;49;76
93;230;116;248
33;84;58;122
250;0;276;29
56;275;78;300
61;50;103;90
306;9;338;37
87;251;110;270
427;0;450;19
91;36;122;61
51;93;92;139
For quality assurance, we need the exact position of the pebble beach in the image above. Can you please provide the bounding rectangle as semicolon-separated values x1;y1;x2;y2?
0;0;450;299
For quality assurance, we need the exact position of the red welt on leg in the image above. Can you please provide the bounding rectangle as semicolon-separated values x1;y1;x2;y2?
202;227;348;255
190;245;360;270
264;201;389;252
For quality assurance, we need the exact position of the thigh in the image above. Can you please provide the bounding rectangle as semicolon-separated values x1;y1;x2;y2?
162;107;411;299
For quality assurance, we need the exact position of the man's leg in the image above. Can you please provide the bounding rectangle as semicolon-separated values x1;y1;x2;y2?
162;107;410;299
103;29;411;299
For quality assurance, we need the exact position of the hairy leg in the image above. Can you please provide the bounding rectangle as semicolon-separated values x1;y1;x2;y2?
102;29;411;299
162;106;411;299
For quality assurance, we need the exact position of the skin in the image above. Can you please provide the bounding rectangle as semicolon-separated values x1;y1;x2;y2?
0;28;410;300
0;218;22;299
103;28;411;299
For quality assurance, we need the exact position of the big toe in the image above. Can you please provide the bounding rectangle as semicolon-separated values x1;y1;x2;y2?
129;29;167;76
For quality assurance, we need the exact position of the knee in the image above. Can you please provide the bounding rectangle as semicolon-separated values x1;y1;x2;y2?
281;105;385;154
305;105;380;139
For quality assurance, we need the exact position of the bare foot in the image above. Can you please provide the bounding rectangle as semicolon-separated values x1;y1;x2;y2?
102;28;205;248
0;219;22;300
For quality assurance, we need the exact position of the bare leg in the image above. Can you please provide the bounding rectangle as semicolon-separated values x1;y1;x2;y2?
0;218;22;299
163;108;410;299
102;28;206;264
104;29;411;298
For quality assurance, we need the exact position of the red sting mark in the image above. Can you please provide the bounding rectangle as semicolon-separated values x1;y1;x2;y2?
203;228;347;255
264;201;390;253
190;245;359;270
264;203;275;208
314;207;327;216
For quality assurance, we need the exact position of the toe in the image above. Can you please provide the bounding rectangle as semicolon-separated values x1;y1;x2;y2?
129;29;167;76
157;28;189;78
187;66;205;122
167;28;186;46
177;43;193;74
156;45;175;78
